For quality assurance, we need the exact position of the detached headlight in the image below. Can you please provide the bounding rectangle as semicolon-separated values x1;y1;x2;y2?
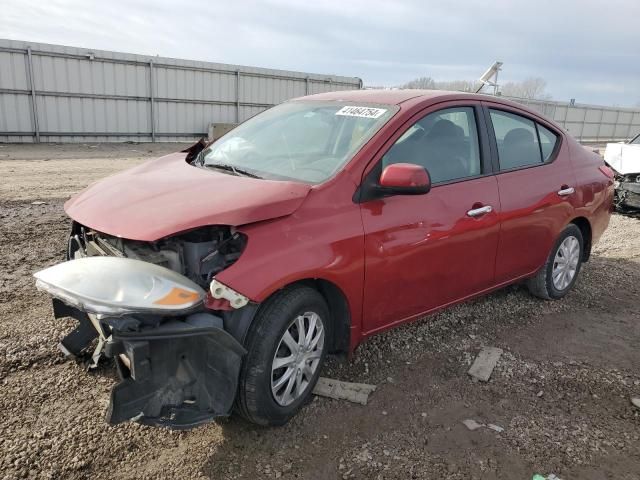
34;257;205;317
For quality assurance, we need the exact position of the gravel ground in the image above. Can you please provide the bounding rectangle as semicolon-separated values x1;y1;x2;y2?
1;143;639;479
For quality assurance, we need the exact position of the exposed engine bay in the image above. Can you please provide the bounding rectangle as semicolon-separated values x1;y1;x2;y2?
68;222;247;288
604;136;640;211
612;172;640;211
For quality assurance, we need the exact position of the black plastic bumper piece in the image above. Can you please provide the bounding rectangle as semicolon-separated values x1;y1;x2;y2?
52;298;98;358
105;317;247;429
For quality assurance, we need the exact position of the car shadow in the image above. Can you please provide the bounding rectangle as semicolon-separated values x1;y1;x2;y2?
200;250;640;479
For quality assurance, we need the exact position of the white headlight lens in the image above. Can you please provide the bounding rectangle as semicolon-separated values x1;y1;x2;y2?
34;257;205;316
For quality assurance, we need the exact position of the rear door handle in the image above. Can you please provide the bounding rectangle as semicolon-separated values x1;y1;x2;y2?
466;205;493;217
557;187;575;196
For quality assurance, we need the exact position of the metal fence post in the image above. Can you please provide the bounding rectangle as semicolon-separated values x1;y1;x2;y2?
149;60;155;142
626;116;635;141
595;109;604;143
235;70;241;123
579;107;588;142
26;47;40;143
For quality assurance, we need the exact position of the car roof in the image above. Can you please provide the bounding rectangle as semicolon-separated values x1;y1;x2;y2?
298;89;451;105
296;89;561;130
296;89;495;105
297;89;532;110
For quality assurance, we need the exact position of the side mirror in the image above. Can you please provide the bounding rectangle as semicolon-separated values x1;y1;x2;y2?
378;163;431;195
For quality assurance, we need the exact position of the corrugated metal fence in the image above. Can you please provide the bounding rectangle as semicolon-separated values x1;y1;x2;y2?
2;39;639;144
505;96;640;143
0;39;362;143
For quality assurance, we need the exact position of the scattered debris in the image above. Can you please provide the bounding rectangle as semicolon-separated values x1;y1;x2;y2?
462;419;484;431
630;397;640;409
487;423;504;433
30;200;47;205
312;377;377;405
462;419;506;433
537;390;544;397
468;347;503;382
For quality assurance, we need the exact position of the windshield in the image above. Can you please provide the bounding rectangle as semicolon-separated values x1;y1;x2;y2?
200;101;397;183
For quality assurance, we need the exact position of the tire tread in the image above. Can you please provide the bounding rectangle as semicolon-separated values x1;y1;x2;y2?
527;224;583;300
237;286;327;425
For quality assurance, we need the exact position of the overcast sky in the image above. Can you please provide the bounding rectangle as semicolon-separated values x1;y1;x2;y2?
2;0;639;106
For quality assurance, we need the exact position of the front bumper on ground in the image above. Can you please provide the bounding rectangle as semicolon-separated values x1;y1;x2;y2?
52;298;246;429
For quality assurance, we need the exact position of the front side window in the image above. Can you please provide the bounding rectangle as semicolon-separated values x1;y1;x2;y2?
200;101;397;184
382;107;481;184
630;133;640;145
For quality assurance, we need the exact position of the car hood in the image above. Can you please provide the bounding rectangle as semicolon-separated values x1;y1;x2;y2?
604;142;640;175
65;153;312;241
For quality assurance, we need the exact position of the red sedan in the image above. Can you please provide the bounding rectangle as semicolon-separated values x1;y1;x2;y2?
35;90;614;428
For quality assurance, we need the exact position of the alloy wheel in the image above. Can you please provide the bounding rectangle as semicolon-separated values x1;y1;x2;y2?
552;235;580;290
271;312;325;406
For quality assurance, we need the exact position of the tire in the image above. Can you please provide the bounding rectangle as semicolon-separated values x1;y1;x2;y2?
237;286;330;426
527;224;584;300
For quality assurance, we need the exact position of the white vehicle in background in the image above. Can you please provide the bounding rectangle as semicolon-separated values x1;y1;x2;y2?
604;133;640;211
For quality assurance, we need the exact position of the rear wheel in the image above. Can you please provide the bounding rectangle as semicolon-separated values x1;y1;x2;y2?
237;286;329;426
527;224;583;300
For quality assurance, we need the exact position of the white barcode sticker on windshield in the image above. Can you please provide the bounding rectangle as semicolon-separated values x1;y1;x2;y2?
335;106;387;119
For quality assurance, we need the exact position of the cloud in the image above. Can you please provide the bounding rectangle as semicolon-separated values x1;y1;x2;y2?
1;0;639;106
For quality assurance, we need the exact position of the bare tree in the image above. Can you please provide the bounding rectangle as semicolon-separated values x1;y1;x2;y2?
500;77;551;100
400;75;552;100
401;76;436;89
434;80;478;93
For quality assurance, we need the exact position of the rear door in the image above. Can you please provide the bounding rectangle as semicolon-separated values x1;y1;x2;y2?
482;102;577;283
360;101;500;334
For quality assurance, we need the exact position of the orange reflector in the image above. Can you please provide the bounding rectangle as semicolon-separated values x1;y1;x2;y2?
153;287;201;306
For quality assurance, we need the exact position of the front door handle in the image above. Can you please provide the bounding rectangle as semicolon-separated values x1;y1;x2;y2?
557;186;575;196
467;205;493;217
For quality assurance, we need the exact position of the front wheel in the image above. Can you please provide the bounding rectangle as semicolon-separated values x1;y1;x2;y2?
237;286;329;426
527;224;584;300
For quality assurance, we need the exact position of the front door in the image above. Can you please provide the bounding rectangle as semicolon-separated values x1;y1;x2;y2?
360;104;501;334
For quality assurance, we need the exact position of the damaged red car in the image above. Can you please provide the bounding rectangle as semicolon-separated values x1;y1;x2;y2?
35;90;614;428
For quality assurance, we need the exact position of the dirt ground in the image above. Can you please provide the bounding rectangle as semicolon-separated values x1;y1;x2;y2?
1;143;639;480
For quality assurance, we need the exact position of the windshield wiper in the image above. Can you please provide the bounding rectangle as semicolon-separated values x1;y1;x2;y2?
204;163;262;179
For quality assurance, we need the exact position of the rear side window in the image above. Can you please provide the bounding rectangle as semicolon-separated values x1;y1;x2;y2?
490;110;541;170
537;124;559;161
489;109;560;170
